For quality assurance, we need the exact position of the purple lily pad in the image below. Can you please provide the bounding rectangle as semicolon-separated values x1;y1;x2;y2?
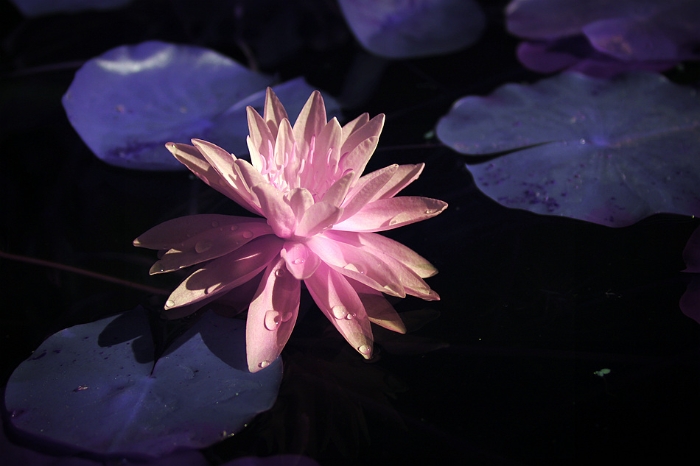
4;307;282;458
338;0;485;59
506;0;700;76
62;41;340;170
9;0;132;17
436;72;700;227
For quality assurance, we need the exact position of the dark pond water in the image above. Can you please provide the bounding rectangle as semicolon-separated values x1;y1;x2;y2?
1;1;699;465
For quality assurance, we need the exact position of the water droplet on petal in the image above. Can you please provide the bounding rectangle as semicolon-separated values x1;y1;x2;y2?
230;225;238;231
264;310;281;330
388;216;401;226
292;258;305;264
195;240;212;253
424;208;438;214
166;299;175;308
258;360;270;369
241;230;253;239
211;221;219;227
332;305;348;320
357;345;371;355
274;268;285;277
345;313;356;320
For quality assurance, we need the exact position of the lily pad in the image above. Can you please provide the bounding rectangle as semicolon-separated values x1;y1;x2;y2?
4;307;282;458
436;72;700;226
506;0;700;76
338;0;485;58
62;41;339;171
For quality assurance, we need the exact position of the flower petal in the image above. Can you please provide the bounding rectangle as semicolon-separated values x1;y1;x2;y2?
333;196;447;232
305;262;374;359
352;282;406;334
340;113;384;158
340;113;370;146
376;163;425;199
245;106;274;172
324;230;439;300
353;231;437;278
293;90;326;152
319;171;353;208
165;236;283;310
263;87;289;138
151;220;275;274
134;214;266;250
295;201;341;238
281;241;320;279
306;234;405;297
340;164;398;221
287;188;314;219
251;182;296;238
341;135;381;188
246;256;301;372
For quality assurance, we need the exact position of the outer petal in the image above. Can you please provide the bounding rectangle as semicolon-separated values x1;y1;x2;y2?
134;214;266;250
320;171;354;208
306;234;405;297
246;106;275;171
151;220;275;274
339;164;398;221
339;113;385;162
352;281;406;334
324;231;439;300
333;197;447;232
340;113;370;146
165;143;254;211
246;255;301;372
305;262;374;359
351;231;437;278
375;163;425;199
165;236;283;310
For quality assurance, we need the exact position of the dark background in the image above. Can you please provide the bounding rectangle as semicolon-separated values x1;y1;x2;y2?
1;0;699;464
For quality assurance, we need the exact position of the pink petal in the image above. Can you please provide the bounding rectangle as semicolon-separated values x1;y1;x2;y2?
292;90;326;152
165;236;283;310
134;214;265;250
150;220;275;274
262;87;289;139
376;163;425;199
353;231;437;278
251;182;296;238
305;262;374;359
306;234;405;297
189;139;262;214
352;282;406;334
339;113;384;159
340;113;370;145
295;201;341;238
275;119;300;181
281;241;321;280
246;255;301;372
324;230;438;300
333;196;447;232
340;135;381;188
165;142;250;209
314;117;342;173
320;171;354;208
246;106;275;171
339;164;398;221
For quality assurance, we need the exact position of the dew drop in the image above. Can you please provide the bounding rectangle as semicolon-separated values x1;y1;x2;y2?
211;221;219;228
241;230;253;239
424;208;438;214
258;360;270;369
264;310;281;330
194;240;213;253
357;345;371;355
579;138;587;145
166;299;175;308
274;268;285;277
332;305;349;319
292;258;305;264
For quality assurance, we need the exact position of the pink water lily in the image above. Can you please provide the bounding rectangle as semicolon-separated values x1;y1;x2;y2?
134;88;446;372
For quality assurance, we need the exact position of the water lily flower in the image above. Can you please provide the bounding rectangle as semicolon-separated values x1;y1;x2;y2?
134;88;446;372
